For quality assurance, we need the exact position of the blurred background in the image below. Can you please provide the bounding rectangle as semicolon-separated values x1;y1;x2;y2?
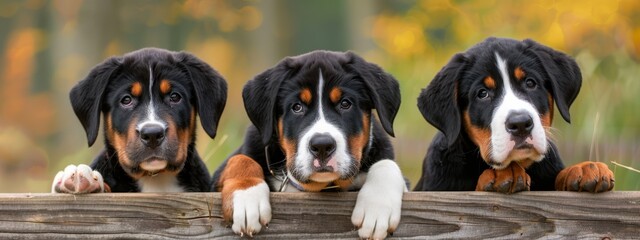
0;0;638;192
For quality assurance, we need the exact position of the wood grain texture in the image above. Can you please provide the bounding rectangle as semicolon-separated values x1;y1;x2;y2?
0;192;638;239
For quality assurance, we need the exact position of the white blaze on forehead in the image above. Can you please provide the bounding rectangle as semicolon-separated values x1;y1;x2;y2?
137;65;166;131
293;69;350;181
489;53;547;166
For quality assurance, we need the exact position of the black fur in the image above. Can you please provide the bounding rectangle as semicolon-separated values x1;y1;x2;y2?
70;48;227;192
414;38;581;191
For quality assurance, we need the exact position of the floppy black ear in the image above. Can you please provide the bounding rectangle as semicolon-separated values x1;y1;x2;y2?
69;57;122;147
176;52;228;139
418;53;468;147
524;39;582;123
346;52;401;137
242;60;292;145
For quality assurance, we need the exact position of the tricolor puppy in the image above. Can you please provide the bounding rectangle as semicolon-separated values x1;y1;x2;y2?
212;51;406;239
51;48;227;193
414;38;615;193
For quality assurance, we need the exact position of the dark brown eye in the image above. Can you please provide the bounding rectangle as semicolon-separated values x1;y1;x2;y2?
340;99;352;109
477;89;489;99
169;92;182;103
525;78;537;89
120;96;132;106
292;103;303;113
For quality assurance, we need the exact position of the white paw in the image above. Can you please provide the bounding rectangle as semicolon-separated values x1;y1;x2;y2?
231;182;272;237
351;160;406;239
51;164;106;194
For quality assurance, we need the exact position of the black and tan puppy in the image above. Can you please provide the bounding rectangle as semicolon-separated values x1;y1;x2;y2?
51;48;227;193
414;37;614;193
212;51;406;239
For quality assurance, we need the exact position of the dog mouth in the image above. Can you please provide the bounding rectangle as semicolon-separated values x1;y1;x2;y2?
312;158;337;172
139;159;168;172
309;172;340;182
289;156;354;184
514;141;533;150
487;140;544;170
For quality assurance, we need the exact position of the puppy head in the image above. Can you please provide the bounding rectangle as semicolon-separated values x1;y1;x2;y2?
418;38;581;169
243;51;400;188
70;48;227;178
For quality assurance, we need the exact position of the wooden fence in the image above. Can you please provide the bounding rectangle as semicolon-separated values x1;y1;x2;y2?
0;192;638;239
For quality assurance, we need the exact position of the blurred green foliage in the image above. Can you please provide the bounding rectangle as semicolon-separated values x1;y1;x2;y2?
0;0;638;192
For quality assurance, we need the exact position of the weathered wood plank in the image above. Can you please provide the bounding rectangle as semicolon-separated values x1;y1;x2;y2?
0;192;638;239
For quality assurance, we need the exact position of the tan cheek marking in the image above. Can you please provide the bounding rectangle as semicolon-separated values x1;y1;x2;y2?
300;88;312;105
542;93;554;127
278;118;297;170
541;112;552;128
541;94;554;139
160;79;172;95
330;87;342;104
349;113;370;163
515;67;525;81
107;114;143;179
167;108;196;172
484;76;496;89
463;111;492;162
131;82;142;97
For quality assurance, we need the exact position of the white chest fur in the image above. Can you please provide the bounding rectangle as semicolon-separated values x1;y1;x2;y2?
137;174;184;193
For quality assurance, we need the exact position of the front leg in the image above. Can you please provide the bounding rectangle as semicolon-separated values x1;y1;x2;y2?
351;160;406;239
217;155;271;237
51;164;110;194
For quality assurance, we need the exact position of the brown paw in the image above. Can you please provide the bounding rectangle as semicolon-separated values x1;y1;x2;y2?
476;162;531;193
51;164;109;194
555;161;614;192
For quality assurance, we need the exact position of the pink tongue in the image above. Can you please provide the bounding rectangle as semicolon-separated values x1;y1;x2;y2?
313;159;321;167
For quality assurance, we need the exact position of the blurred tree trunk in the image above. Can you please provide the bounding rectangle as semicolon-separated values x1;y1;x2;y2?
51;1;120;157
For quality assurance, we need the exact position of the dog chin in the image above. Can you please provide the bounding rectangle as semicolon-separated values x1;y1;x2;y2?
488;149;544;170
308;172;340;183
131;157;186;176
140;159;168;172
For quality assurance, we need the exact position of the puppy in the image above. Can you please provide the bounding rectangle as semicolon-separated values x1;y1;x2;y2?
52;48;227;193
414;37;614;193
212;51;406;239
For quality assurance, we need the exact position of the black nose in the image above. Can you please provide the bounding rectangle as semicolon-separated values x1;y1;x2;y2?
309;134;336;160
505;112;534;136
138;125;166;148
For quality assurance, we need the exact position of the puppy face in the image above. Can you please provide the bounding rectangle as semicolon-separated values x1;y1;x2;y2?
243;51;400;188
104;60;196;178
277;68;372;183
461;53;553;169
70;48;227;179
418;38;581;169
